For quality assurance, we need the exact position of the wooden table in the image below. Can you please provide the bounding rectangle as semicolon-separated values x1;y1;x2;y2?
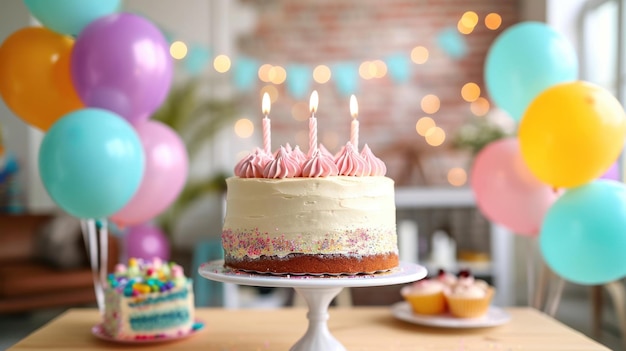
8;307;610;350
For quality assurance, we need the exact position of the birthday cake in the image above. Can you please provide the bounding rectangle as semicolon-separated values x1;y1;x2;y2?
102;258;195;340
222;93;399;275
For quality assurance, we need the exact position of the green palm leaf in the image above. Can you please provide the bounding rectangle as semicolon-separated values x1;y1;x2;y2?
151;79;238;236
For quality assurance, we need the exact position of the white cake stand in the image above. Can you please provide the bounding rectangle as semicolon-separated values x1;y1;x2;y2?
199;260;427;351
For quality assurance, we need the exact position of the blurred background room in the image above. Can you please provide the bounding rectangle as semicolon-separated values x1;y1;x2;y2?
1;0;625;349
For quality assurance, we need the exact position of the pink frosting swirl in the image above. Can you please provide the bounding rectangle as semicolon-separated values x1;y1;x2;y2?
234;148;272;178
302;149;339;177
284;142;293;153
335;142;370;176
289;145;308;167
319;144;334;159
360;144;387;176
263;146;301;178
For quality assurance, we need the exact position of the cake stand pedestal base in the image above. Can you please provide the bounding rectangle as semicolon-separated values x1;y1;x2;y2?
199;260;427;351
291;287;345;351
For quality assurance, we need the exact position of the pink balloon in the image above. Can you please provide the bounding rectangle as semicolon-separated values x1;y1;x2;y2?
125;223;170;261
470;138;558;236
111;121;188;226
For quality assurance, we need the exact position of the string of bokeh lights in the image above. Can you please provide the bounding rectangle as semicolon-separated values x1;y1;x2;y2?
168;11;503;186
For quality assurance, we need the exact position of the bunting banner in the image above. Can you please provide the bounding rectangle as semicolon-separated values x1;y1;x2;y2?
174;28;468;98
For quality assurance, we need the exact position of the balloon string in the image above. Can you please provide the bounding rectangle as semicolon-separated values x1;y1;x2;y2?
546;276;565;317
81;219;105;315
99;219;109;310
534;261;550;310
80;220;90;265
526;237;536;307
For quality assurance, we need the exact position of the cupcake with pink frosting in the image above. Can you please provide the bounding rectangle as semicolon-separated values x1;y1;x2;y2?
435;268;458;288
400;278;447;315
444;270;494;318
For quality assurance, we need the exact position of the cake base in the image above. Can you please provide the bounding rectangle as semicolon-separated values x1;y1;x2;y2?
224;253;399;275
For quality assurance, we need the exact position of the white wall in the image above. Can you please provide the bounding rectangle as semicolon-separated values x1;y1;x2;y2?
0;0;53;212
546;0;588;54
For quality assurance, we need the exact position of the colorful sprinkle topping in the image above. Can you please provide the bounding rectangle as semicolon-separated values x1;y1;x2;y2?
107;258;188;297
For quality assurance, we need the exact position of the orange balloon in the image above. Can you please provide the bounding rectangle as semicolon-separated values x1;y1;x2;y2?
0;27;83;131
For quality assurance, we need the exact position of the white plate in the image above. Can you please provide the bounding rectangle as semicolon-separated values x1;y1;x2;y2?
391;302;510;328
92;320;204;343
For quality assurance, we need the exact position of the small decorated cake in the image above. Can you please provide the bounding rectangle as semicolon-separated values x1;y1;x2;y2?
400;278;447;315
102;258;195;340
444;270;494;318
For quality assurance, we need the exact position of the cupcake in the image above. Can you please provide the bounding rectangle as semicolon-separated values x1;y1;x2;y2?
400;278;447;315
435;268;457;288
444;270;494;318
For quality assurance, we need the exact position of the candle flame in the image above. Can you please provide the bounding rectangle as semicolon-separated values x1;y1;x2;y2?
309;90;319;114
350;94;358;119
262;92;271;116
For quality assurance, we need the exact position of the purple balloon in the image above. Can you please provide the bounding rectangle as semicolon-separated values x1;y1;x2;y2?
600;162;620;181
125;223;170;261
71;13;173;125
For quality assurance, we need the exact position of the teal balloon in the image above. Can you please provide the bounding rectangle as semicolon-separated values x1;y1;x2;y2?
485;21;578;122
540;180;626;285
39;108;145;219
24;0;121;36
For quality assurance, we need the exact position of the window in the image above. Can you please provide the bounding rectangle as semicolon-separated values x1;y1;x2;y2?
579;0;620;98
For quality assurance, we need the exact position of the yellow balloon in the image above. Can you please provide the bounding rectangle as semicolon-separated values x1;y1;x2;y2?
0;27;83;131
519;81;626;188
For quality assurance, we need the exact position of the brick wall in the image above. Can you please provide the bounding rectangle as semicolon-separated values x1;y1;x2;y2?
237;0;520;186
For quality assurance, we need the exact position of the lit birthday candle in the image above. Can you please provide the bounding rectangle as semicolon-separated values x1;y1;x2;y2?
350;94;359;150
309;90;319;155
262;92;271;155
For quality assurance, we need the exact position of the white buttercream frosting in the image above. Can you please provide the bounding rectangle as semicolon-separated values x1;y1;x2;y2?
447;284;487;299
401;279;445;296
222;176;397;259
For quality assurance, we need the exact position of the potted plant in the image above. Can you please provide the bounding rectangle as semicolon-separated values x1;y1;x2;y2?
151;78;238;237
